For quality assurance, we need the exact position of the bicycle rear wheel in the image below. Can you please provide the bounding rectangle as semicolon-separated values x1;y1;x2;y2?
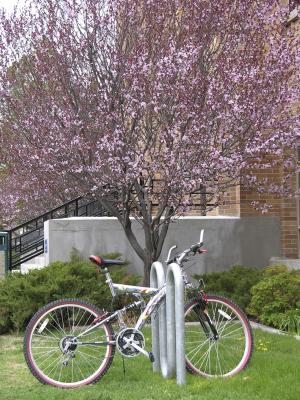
185;295;253;377
24;299;115;388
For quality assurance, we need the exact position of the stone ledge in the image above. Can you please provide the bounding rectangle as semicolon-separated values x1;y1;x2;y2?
270;257;300;270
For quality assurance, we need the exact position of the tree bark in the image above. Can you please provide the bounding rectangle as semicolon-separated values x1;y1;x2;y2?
143;256;152;287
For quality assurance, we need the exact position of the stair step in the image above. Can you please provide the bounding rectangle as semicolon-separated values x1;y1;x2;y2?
20;255;45;274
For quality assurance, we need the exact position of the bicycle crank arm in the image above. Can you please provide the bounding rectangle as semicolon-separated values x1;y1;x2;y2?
122;337;153;360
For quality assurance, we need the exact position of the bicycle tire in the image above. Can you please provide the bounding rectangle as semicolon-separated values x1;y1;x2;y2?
24;298;115;388
185;295;253;377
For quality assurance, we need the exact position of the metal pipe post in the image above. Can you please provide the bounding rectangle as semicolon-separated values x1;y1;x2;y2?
150;261;168;377
166;263;186;385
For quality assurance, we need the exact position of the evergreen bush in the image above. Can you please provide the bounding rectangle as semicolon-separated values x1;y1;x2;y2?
247;265;300;333
0;252;140;333
193;265;263;310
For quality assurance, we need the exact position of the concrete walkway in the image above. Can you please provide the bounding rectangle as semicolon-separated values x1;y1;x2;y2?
250;321;300;341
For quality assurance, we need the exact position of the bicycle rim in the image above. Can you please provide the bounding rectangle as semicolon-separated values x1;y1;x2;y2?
24;299;115;388
185;295;253;377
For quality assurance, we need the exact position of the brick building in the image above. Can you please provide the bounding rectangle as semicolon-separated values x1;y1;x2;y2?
205;1;300;264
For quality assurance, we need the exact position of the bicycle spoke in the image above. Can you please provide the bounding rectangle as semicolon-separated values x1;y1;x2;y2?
32;333;59;341
25;300;115;387
33;348;59;360
215;342;223;375
220;324;244;339
185;296;252;377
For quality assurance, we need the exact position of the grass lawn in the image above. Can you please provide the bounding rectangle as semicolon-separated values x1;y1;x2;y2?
0;329;299;400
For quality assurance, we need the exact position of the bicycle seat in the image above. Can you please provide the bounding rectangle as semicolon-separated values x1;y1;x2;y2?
89;255;125;267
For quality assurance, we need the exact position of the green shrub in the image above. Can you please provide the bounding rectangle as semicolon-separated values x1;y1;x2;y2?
262;264;289;277
268;310;300;335
247;265;300;333
193;265;263;310
0;252;140;334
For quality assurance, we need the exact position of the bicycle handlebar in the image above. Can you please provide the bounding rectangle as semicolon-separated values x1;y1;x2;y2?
165;229;205;265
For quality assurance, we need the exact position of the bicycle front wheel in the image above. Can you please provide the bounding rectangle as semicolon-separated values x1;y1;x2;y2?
24;299;115;388
185;295;253;377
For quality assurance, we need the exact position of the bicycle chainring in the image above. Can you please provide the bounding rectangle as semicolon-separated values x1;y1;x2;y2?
116;328;145;357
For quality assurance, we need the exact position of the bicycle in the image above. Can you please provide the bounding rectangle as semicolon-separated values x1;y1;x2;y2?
24;230;253;388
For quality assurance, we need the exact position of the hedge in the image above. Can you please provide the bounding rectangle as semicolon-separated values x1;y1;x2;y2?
0;252;140;333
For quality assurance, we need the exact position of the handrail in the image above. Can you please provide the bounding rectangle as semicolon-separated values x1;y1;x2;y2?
5;197;82;233
5;196;112;271
4;186;212;271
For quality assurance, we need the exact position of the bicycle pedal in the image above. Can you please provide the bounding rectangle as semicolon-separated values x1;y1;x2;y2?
148;352;155;363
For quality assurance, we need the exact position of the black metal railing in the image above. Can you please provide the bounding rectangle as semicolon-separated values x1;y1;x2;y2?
4;183;214;271
5;197;112;271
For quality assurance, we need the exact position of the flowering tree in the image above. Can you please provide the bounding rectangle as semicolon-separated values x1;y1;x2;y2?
0;0;299;283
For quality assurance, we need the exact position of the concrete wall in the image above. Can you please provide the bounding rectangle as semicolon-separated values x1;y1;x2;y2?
44;216;281;278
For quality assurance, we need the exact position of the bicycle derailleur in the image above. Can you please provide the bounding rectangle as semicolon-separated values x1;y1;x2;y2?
59;335;78;366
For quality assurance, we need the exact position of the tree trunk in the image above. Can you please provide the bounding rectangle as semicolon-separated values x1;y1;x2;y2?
142;216;172;286
143;257;152;287
102;193;172;286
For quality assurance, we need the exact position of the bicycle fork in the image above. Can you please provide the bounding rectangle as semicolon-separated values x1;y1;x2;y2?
194;303;219;341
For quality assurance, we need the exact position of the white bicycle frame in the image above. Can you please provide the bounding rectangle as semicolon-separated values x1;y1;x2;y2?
75;281;167;341
76;229;205;345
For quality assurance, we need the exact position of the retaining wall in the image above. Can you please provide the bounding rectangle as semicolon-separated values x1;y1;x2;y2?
44;216;281;276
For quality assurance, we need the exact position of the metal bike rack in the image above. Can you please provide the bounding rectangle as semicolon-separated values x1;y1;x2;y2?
166;262;186;385
150;261;186;385
150;261;168;377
